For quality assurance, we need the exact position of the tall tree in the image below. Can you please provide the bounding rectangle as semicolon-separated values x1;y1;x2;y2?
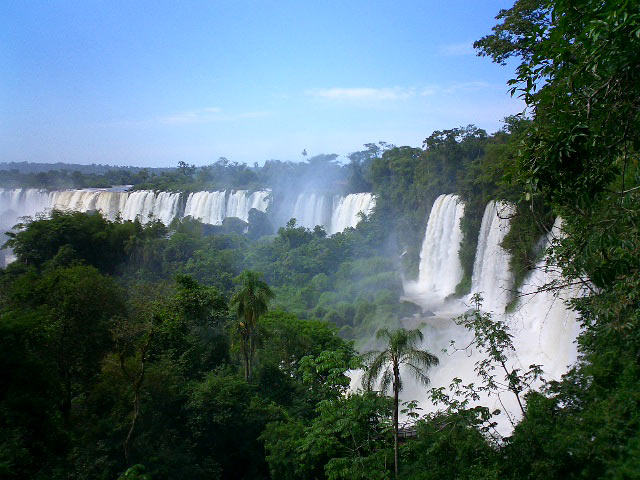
230;270;273;380
362;327;439;479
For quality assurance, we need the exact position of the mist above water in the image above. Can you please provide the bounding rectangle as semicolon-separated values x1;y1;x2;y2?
468;200;515;313
404;194;465;309
371;199;581;436
1;186;583;436
0;188;374;231
0;187;377;267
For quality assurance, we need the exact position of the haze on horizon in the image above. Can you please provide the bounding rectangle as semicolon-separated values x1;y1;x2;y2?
1;0;521;167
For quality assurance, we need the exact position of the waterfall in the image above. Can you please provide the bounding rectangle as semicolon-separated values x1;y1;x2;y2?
184;190;270;225
329;193;376;234
49;189;182;225
1;188;54;267
291;193;331;230
184;191;227;225
226;190;249;221
50;189;129;220
414;194;465;300
1;187;378;239
127;191;181;225
0;188;52;225
469;200;515;313
2;188;272;229
398;215;582;436
286;192;375;233
248;190;270;216
508;218;582;381
226;190;270;222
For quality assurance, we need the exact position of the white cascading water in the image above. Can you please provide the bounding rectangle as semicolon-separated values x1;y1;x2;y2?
291;193;331;230
184;191;227;225
121;191;181;224
1;187;376;233
0;188;58;267
468;200;516;313
226;190;270;222
389;203;582;435
50;190;128;221
49;189;181;225
287;192;374;233
1;187;375;267
184;190;270;225
407;194;465;304
0;188;53;225
329;193;376;234
507;218;582;382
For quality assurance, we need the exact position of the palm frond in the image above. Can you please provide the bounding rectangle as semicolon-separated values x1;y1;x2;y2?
365;327;439;393
405;362;432;387
362;349;389;391
406;350;439;369
404;327;424;346
380;369;394;394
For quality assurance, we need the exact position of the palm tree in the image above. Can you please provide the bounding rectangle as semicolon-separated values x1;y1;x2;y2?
230;270;273;380
362;327;439;479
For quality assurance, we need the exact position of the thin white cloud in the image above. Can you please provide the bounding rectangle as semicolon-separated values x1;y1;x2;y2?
420;86;439;96
157;107;268;125
438;42;475;56
307;87;416;101
307;83;496;103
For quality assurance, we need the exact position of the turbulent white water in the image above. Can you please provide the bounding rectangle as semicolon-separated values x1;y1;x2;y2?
330;193;376;234
0;188;53;226
0;188;272;230
469;201;516;313
1;187;375;240
184;190;270;224
47;189;182;225
286;192;375;233
389;204;582;436
0;187;273;266
184;191;226;225
1;188;54;267
407;194;465;304
507;218;582;382
291;193;331;230
227;190;270;222
1;187;375;267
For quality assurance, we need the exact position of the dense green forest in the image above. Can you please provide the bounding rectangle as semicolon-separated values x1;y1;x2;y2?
2;0;639;478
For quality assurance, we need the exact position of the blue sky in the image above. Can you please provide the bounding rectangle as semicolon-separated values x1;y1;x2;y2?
1;0;521;167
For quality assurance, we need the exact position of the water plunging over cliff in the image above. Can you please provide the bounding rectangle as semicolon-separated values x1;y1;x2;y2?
0;187;374;235
183;190;270;225
507;218;582;382
396;204;581;436
283;192;375;233
408;194;465;304
330;193;376;234
469;200;515;313
291;193;331;230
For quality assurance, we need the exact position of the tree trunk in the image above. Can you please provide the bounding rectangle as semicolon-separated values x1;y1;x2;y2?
393;365;399;480
501;360;526;418
248;326;254;381
123;333;152;464
243;335;250;381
